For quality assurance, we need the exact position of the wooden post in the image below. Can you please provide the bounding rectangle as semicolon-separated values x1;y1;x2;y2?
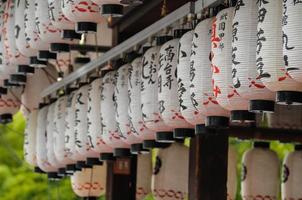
189;130;229;200
106;156;137;200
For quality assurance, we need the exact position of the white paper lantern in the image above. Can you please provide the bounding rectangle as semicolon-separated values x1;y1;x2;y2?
53;96;74;166
151;143;189;200
282;146;302;200
0;87;22;123
228;146;237;200
36;105;57;173
190;18;230;128
35;0;65;45
87;78;113;157
101;71;129;150
22;67;58;112
24;0;50;53
141;46;173;137
178;30;204;127
46;102;65;171
283;1;302;84
71;164;107;198
15;0;38;58
61;0;102;33
128;57;156;142
2;0;29;65
212;7;255;123
241;143;279;200
257;0;302;105
158;36;193;132
136;154;152;200
75;84;100;159
24;110;38;166
232;0;275;113
115;64;142;148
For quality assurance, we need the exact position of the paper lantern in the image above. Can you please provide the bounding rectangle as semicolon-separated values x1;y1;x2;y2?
151;143;189;200
0;87;22;123
35;0;71;52
136;154;152;200
48;52;71;76
91;0;124;17
282;145;302;200
65;87;83;172
178;30;205;128
228;146;237;200
257;0;302;105
190;18;230;128
141;39;174;142
2;0;29;65
232;0;275;113
22;67;58;112
212;7;255;123
36;105;59;175
101;71;130;155
128;56;162;149
61;0;102;33
74;84;101;164
15;0;38;59
114;63;142;154
71;164;106;199
24;0;55;63
47;0;81;40
283;0;302;84
241;142;279;200
87;77;114;161
53;96;74;167
24;110;38;167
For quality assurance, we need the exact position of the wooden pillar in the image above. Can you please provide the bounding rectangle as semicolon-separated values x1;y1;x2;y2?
106;156;137;200
189;129;229;200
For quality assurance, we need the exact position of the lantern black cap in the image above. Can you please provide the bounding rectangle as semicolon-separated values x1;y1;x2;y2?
50;43;70;52
86;158;103;166
156;36;173;46
230;110;255;123
76;161;92;170
0;87;7;95
206;116;229;128
125;51;140;63
174;128;195;139
254;141;270;149
100;153;116;161
120;0;143;5
17;65;35;75
30;57;47;67
101;69;114;78
195;124;206;135
131;143;150;154
10;74;27;85
143;140;171;149
83;197;98;200
58;168;66;177
47;172;61;180
65;164;77;173
3;79;20;87
249;100;275;113
74;57;91;65
101;4;124;17
142;46;151;54
156;131;175;143
38;51;57;61
0;114;13;124
113;148;131;157
113;58;126;70
276;91;302;105
34;167;46;174
173;29;190;38
76;22;97;33
62;29;82;40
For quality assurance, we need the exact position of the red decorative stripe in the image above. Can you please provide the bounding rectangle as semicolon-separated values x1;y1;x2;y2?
242;195;277;200
0;99;20;108
72;182;104;191
136;187;148;196
153;189;186;200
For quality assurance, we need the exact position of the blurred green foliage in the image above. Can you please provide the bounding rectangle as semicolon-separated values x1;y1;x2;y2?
0;112;295;200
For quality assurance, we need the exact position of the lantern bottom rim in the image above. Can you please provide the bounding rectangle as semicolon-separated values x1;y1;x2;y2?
205;116;229;128
113;148;131;157
58;168;66;177
100;153;116;161
143;140;171;149
62;29;82;40
230;110;255;123
17;65;35;75
276;91;302;105
156;131;175;143
29;57;47;67
249;100;275;113
76;161;92;170
0;114;13;124
47;172;61;181
173;128;195;139
86;157;103;166
38;51;57;61
34;167;46;174
131;143;149;154
50;43;70;53
76;22;97;34
66;164;77;173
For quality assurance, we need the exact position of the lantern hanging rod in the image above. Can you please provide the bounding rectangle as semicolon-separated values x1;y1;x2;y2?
41;0;222;98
